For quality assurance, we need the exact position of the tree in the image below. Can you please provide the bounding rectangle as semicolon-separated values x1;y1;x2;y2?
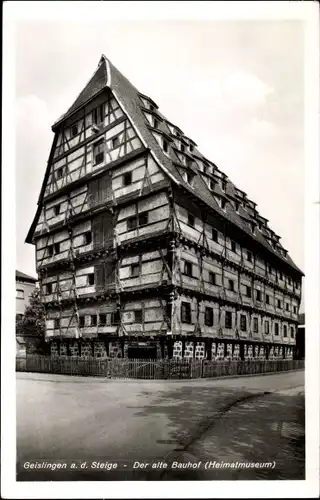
16;288;46;337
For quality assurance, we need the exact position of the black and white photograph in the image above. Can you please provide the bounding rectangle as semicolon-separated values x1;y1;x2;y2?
2;1;319;498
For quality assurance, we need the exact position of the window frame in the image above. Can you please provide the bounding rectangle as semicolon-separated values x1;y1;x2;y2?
225;311;232;329
123;171;132;186
87;273;95;286
183;260;193;277
16;289;25;300
181;301;192;324
240;314;247;332
93;138;105;166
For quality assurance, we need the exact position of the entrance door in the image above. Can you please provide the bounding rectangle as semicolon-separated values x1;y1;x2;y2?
128;346;157;359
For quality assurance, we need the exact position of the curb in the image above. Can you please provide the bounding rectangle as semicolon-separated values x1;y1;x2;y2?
16;368;305;384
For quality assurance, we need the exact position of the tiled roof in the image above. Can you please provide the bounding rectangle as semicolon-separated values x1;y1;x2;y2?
16;270;37;282
26;55;304;277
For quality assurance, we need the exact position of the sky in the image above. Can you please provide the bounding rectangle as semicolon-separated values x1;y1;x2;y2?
14;17;304;304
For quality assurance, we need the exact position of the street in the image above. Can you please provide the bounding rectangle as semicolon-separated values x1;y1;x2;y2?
16;370;304;481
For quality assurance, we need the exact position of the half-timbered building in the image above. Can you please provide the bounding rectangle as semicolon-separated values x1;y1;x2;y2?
26;55;303;361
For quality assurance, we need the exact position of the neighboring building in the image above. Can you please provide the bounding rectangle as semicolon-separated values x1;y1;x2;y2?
16;270;37;356
16;270;37;319
25;55;303;361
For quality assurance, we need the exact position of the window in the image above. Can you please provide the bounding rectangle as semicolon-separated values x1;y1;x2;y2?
283;325;287;337
231;240;236;252
138;212;148;226
190;145;194;152
268;263;272;273
47;245;54;257
46;283;52;295
16;289;24;299
123;171;132;186
93;105;104;124
212;228;218;242
225;311;232;329
235;202;240;213
285;303;289;311
240;314;247;331
274;323;279;335
91;315;97;327
279;271;283;280
266;294;270;305
221;181;227;191
205;307;214;326
56;167;65;180
112;136;120;149
131;263;140;277
79;316;85;328
293;305;297;314
99;314;106;326
247;251;252;262
184;261;193;277
127;216;137;230
209;179;215;191
228;279;235;292
54;204;61;216
153;118;159;129
54;318;60;329
181;302;191;323
134;310;143;323
256;290;261;302
163;140;169;153
277;299;281;309
127;213;148;230
181;144;185;153
88;273;95;286
111;310;120;325
253;317;258;333
84;231;92;245
246;286;252;298
71;124;78;137
209;272;216;285
54;243;60;254
221;199;226;210
288;277;292;286
290;326;295;338
93;139;104;165
187;213;195;227
265;320;270;334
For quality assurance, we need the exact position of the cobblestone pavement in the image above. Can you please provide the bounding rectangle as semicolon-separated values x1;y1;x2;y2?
16;370;304;481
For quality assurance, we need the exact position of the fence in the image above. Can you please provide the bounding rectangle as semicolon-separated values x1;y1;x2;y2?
16;355;305;380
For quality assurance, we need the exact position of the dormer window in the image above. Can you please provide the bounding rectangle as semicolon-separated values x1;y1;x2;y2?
235;202;240;213
221;199;226;210
190;145;194;152
221;180;227;192
209;179;215;191
163;140;169;154
186;172;194;185
181;144;185;153
154;118;159;129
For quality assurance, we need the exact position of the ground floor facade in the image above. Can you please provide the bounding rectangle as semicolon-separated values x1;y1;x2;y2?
48;337;294;361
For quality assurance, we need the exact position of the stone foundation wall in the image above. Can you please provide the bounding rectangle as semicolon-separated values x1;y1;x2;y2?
48;338;295;361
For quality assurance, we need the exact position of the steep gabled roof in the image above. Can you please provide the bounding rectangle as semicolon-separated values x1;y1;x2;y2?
26;55;303;276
